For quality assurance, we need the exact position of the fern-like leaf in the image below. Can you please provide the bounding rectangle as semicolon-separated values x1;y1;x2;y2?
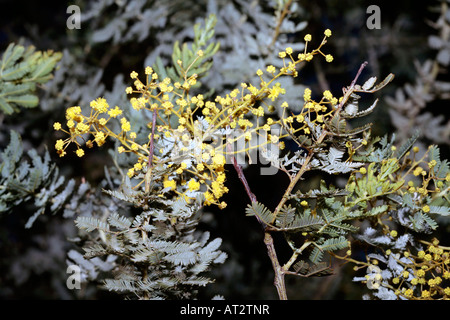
108;212;132;230
309;236;348;264
245;201;275;225
75;216;110;232
396;130;420;160
281;212;325;232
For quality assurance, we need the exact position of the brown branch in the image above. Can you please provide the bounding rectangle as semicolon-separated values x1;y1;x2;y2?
313;58;330;93
227;142;288;299
230;154;257;204
264;232;288;300
350;61;368;89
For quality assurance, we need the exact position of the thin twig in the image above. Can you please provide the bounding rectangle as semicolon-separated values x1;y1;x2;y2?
145;108;157;193
270;0;293;48
142;109;157;297
229;152;257;204
351;61;368;88
313;58;330;93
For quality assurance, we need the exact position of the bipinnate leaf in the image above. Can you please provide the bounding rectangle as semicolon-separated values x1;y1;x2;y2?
246;201;275;225
0;43;62;114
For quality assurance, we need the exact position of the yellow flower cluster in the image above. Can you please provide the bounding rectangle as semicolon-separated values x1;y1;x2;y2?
387;239;450;300
300;30;333;63
54;30;338;208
